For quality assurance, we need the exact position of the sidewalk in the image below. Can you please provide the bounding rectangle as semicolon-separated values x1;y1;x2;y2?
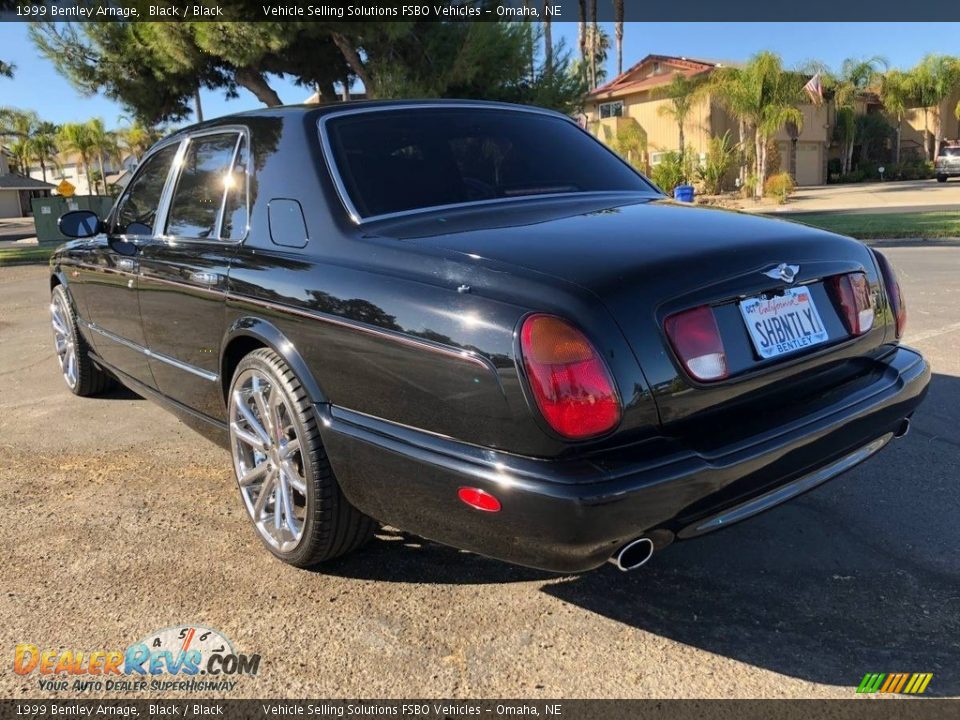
755;179;960;215
0;217;37;246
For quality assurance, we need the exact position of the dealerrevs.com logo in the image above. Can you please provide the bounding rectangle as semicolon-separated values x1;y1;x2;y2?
13;625;261;693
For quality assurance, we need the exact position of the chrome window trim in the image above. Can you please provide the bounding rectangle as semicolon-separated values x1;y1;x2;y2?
82;319;219;382
157;126;252;246
317;103;592;226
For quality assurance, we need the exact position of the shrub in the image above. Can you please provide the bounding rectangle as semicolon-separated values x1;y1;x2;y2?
650;151;686;193
764;172;796;203
741;173;759;199
698;132;736;195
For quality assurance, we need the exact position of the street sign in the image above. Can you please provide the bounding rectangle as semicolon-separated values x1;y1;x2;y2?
56;179;76;198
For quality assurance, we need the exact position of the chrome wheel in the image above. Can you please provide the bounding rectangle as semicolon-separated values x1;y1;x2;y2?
229;368;308;552
51;295;78;389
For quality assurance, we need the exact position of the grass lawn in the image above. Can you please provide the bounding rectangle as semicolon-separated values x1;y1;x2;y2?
785;211;960;239
0;245;55;266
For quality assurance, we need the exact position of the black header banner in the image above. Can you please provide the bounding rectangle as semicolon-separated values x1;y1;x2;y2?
0;0;958;23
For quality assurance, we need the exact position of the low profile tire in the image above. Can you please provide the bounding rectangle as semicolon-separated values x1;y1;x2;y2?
50;284;113;397
937;175;948;183
227;348;376;567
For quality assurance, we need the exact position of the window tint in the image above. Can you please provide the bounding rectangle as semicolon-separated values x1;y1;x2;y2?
940;146;960;157
166;133;240;239
112;144;178;236
325;109;653;219
220;136;248;240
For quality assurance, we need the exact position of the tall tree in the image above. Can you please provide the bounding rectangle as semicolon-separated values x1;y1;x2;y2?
58;123;95;194
86;118;117;194
909;54;959;160
117;121;163;163
654;72;709;161
29;121;60;183
832;56;887;174
588;0;598;88
711;52;805;199
542;5;553;72
880;69;914;165
613;0;624;76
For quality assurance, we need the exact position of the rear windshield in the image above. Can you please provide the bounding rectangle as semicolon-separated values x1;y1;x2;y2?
323;108;655;220
940;146;960;157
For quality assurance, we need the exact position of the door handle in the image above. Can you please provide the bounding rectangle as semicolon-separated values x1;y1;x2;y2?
115;257;137;272
188;271;220;286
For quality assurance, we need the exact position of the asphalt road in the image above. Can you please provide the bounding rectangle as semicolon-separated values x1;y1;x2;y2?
1;249;958;699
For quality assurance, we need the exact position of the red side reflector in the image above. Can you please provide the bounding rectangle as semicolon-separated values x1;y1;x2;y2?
457;487;501;512
519;315;621;440
829;272;874;336
873;251;907;338
664;305;728;381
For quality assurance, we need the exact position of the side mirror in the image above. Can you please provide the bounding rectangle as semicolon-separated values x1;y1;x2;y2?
59;210;102;239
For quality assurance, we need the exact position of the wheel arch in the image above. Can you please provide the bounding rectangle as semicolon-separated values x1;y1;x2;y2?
220;317;329;406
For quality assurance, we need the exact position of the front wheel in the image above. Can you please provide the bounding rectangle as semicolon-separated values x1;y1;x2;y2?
227;348;376;567
50;284;113;396
937;174;948;183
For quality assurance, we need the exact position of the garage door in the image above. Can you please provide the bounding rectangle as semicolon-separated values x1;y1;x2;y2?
795;142;822;186
0;191;22;218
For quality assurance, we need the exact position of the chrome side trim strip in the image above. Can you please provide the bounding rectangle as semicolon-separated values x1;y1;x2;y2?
681;433;894;538
82;321;219;382
227;293;499;375
142;273;225;297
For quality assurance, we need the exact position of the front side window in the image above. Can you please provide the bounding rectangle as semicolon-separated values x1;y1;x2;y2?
324;108;653;220
112;144;178;236
166;133;242;239
599;101;624;119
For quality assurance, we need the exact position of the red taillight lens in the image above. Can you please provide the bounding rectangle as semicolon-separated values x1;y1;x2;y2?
829;272;874;336
457;487;501;512
873;251;907;338
519;314;621;440
664;305;728;381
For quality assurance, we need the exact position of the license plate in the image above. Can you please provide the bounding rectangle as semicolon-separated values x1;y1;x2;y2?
739;286;829;360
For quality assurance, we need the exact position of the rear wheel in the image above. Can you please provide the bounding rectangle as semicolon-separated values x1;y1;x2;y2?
937;174;948;183
227;348;376;567
50;284;113;396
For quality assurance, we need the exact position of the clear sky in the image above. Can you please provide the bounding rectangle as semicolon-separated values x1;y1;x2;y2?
2;22;959;129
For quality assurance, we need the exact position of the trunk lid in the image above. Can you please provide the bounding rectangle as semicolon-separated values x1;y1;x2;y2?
372;197;890;437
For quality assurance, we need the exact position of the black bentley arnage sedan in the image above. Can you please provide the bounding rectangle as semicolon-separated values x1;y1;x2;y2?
50;101;928;573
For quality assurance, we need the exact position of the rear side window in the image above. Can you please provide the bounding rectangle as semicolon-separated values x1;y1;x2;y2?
112;144;178;236
166;133;242;239
939;146;960;157
324;108;654;220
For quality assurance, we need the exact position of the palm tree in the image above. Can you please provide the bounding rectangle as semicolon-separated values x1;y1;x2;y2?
880;70;914;165
833;56;887;174
0;61;13;78
654;73;709;162
0;110;38;175
613;0;624;76
86;118;118;194
28;121;60;183
117;121;160;163
910;55;959;161
711;52;805;199
542;2;553;72
58;122;95;195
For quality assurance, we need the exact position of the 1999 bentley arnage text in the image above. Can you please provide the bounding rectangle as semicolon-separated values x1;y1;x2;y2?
50;102;929;572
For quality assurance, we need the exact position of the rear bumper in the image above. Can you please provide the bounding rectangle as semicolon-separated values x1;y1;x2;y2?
320;345;930;573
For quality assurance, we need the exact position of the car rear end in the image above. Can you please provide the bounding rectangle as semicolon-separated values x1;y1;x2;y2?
935;144;960;180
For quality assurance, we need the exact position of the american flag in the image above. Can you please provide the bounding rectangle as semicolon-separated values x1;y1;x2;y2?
804;72;824;107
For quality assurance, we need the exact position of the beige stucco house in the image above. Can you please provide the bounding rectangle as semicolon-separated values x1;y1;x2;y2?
0;149;54;218
582;54;832;187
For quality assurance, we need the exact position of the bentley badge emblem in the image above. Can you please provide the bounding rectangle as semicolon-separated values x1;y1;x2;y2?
764;263;800;283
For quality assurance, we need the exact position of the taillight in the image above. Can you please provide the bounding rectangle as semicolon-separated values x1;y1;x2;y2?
873;251;907;338
664;305;728;381
519;314;621;440
828;272;874;336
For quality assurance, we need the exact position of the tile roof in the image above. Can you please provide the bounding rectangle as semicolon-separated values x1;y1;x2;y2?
0;174;56;190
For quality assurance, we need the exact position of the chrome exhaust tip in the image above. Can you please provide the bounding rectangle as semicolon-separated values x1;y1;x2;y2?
894;417;911;439
609;537;655;572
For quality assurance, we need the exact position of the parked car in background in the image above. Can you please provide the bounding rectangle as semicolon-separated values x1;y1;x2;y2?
935;142;960;182
49;101;928;573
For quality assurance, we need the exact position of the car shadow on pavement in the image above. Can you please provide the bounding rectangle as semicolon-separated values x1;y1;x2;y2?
327;374;959;694
99;384;142;401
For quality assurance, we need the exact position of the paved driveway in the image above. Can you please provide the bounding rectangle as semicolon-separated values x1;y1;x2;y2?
0;252;958;699
764;179;960;215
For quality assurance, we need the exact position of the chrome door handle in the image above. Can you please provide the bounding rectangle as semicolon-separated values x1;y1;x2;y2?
115;257;137;272
188;271;220;286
